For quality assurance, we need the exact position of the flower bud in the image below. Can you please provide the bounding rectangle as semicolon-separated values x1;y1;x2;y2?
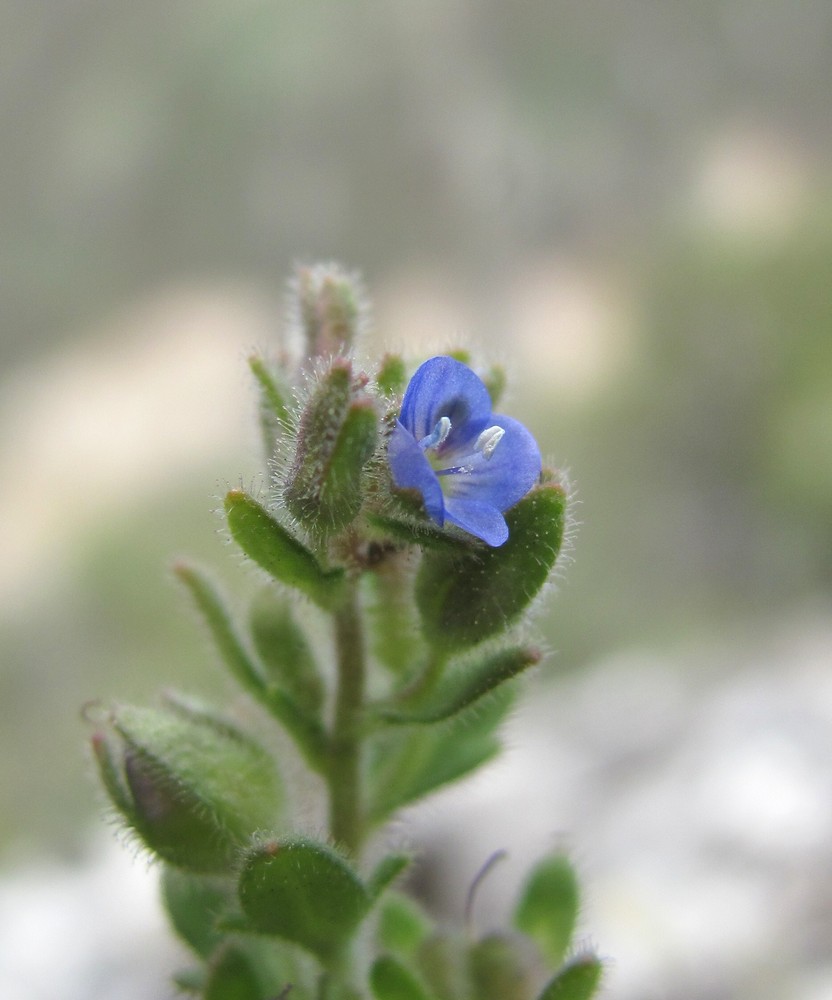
91;701;283;872
284;358;378;535
292;262;365;361
468;932;538;1000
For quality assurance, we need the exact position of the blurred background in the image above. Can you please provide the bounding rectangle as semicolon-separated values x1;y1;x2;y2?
1;1;831;997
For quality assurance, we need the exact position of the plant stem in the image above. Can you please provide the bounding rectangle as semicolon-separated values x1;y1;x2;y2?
328;584;366;856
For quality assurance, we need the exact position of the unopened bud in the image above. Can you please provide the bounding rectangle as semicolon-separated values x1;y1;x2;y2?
91;701;283;872
284;358;378;535
292;262;365;361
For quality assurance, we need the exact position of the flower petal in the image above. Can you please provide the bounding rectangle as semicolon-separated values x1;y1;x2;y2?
399;357;492;447
388;420;445;525
444;414;541;512
443;497;509;547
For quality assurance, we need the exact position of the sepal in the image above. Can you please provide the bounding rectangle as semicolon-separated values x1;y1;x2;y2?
376;892;433;958
536;955;603;1000
416;481;567;652
469;932;538;1000
370;955;434;1000
514;854;580;970
249;353;291;459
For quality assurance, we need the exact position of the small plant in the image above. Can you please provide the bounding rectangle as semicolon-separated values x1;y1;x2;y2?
87;263;602;1000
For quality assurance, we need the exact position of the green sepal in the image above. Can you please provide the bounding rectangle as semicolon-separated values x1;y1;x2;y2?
161;865;231;957
368;686;514;824
416;932;469;1000
537;955;603;1000
316;399;378;531
204;942;262;1000
110;702;282;872
174;562;266;700
249;586;324;713
468;932;537;1000
370;955;433;1000
237;837;370;959
285;358;378;535
481;364;507;407
249;353;291;458
416;483;567;652
366;852;411;902
376;353;407;396
376;892;433;958
90;730;134;818
172;967;206;994
367;487;475;553
262;687;329;774
514;854;580;970
224;490;346;610
377;646;541;724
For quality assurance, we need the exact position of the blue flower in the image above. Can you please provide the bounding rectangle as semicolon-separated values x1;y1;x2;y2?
388;356;542;547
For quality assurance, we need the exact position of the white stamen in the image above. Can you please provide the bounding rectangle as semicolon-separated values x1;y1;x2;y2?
475;425;504;460
420;416;452;450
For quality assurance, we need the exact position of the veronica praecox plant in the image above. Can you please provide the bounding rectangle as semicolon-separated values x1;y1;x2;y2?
87;263;602;1000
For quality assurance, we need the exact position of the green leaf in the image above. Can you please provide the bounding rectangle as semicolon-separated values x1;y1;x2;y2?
368;687;514;824
514;855;580;969
537;955;603;1000
161;865;231;957
238;837;370;959
112;703;282;872
249;586;324;712
262;687;329;774
174;562;266;700
376;892;432;958
376;353;407;396
370;955;433;1000
416;483;567;652
224;490;346;610
416;932;469;1000
377;646;541;724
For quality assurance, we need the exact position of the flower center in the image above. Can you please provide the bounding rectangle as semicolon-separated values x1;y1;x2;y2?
419;417;505;477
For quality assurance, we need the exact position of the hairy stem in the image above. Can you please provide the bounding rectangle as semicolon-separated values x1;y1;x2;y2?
328;585;366;855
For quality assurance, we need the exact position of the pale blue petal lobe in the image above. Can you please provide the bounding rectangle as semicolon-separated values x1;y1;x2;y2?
388;420;445;525
444;415;541;511
400;357;492;445
443;498;509;547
